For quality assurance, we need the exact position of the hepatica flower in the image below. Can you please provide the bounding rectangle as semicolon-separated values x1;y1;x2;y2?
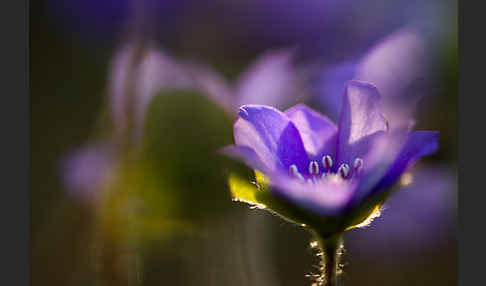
225;80;438;285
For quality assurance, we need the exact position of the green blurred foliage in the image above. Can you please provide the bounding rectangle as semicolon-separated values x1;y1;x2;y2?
141;91;235;221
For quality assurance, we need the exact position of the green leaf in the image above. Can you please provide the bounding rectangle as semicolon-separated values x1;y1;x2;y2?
228;173;266;209
140;90;235;220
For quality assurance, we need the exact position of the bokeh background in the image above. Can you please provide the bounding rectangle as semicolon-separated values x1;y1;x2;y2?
31;1;457;285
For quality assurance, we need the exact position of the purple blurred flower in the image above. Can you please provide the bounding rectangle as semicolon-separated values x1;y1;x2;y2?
346;165;456;256
316;28;432;128
110;44;307;141
63;44;306;202
225;80;438;233
218;0;444;59
228;49;307;109
60;144;115;204
109;43;197;140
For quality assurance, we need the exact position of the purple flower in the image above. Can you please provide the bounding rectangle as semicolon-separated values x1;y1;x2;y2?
316;28;433;128
346;165;456;256
109;43;197;140
216;0;445;60
64;44;306;202
110;44;306;141
225;80;438;235
175;48;308;115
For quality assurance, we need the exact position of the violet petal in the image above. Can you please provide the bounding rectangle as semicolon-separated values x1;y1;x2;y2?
234;49;303;109
337;80;388;166
285;104;338;158
234;105;308;173
373;130;439;192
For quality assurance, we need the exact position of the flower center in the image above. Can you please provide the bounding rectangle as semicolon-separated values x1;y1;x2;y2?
289;155;363;184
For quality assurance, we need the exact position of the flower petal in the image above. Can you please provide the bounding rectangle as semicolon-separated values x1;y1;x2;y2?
316;61;358;120
337;80;388;166
221;145;268;173
234;49;305;109
350;130;439;205
234;105;309;173
285;104;338;157
346;165;456;255
270;173;357;215
109;44;197;141
355;28;428;129
373;130;439;192
182;62;235;114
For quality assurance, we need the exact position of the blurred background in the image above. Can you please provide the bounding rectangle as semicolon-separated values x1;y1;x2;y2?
31;0;457;285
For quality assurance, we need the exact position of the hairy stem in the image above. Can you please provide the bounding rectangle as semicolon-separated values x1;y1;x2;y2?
315;233;343;286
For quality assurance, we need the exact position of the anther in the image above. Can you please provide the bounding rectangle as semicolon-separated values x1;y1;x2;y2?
309;161;319;175
338;164;350;179
289;164;305;181
353;158;363;174
322;155;333;170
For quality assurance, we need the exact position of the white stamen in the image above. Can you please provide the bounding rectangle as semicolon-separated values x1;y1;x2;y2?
322;155;333;170
289;164;298;174
309;161;319;175
353;158;363;174
289;164;305;181
338;164;350;179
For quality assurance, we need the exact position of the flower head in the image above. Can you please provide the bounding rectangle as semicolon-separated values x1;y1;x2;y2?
225;80;438;236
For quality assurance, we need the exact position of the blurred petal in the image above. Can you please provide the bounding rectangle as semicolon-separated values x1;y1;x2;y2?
109;44;134;133
60;144;114;204
316;61;358;120
109;44;194;140
356;28;427;101
234;105;308;173
134;49;195;138
347;165;456;255
317;28;431;129
355;28;428;128
285;104;338;157
337;80;388;165
234;49;305;109
182;62;235;113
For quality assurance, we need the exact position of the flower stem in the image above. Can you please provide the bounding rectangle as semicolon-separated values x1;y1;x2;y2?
315;232;343;286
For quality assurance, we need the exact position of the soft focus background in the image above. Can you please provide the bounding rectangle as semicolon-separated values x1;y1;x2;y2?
31;1;457;285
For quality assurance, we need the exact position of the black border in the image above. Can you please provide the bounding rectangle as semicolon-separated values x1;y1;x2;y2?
0;0;29;285
458;1;485;285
